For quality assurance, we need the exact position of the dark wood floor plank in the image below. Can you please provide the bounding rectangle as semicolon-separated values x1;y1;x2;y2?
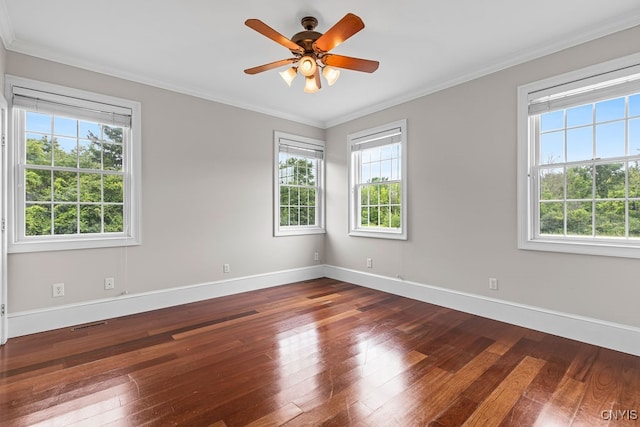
1;277;638;426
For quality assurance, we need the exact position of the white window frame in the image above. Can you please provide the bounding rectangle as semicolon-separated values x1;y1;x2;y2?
348;119;407;240
5;76;142;253
517;53;640;258
273;131;325;236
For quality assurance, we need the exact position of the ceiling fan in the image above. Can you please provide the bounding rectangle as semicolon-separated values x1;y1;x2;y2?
244;13;379;93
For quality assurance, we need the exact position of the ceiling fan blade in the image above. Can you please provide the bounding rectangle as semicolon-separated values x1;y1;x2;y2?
313;13;365;53
245;19;304;54
322;54;379;73
244;58;297;75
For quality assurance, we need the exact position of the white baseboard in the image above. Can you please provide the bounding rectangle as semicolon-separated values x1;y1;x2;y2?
8;264;640;357
7;265;325;338
323;266;640;357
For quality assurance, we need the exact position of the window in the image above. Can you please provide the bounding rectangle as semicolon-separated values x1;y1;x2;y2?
6;76;141;252
274;131;325;236
517;53;640;258
349;119;407;239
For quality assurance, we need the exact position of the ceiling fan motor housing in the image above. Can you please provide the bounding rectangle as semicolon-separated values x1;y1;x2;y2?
291;17;323;53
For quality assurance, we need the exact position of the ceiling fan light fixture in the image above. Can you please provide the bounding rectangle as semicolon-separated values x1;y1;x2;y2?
279;67;297;86
304;75;320;93
298;55;317;77
322;66;340;86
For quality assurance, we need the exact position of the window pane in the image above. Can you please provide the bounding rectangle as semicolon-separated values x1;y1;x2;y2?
567;201;592;236
80;205;102;233
360;207;369;227
380;206;391;227
54;137;78;167
290;207;299;226
630;201;640;237
79;173;102;202
25;169;52;202
26;112;51;133
54;116;77;137
299;188;309;206
630;94;640;117
361;163;371;183
104;175;123;203
103;143;123;171
566;126;592;162
299;207;309;225
595;97;625;122
595;201;625;237
391;206;401;228
54;204;77;234
539;202;564;235
308;207;316;226
539;168;564;200
103;126;123;143
540;110;564;132
630;118;640;156
104;205;124;232
390;183;401;204
566;166;592;200
308;188;316;207
80;121;101;140
53;171;78;202
370;147;381;162
280;186;290;206
540;131;564;164
566;104;592;128
629;162;640;198
26;135;52;165
380;184;390;204
595;163;625;199
78;140;101;169
280;207;289;226
596;122;625;159
25;204;52;236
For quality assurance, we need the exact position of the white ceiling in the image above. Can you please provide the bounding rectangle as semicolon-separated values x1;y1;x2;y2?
1;1;640;128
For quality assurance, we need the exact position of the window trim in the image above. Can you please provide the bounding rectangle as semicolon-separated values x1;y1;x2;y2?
5;75;142;253
517;53;640;258
348;119;407;240
273;131;325;237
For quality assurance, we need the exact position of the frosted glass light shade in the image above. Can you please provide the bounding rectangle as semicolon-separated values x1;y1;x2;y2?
298;55;317;77
279;67;297;86
304;76;320;93
322;66;340;86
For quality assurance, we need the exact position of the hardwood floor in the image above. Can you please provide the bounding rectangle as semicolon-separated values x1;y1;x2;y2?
1;278;638;426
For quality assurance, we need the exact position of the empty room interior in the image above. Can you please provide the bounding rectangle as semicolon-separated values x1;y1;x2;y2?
1;1;640;425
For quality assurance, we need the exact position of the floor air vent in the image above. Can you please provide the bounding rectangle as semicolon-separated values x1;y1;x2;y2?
71;321;107;331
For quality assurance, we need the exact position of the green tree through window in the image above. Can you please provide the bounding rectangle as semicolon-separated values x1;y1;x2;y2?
24;113;125;236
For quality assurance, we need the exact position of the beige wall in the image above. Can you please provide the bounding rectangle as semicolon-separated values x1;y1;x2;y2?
6;52;325;312
325;25;640;328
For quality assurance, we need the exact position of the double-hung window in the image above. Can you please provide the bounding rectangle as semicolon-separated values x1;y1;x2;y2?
349;119;407;240
274;131;325;236
518;54;640;258
6;76;141;252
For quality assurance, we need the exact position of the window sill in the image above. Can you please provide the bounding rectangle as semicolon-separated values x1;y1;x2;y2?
349;229;407;240
9;235;141;253
518;237;640;259
274;227;326;237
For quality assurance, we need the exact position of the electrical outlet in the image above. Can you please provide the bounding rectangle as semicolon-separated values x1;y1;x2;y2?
52;283;65;297
314;251;319;261
366;258;373;268
489;277;498;290
104;277;115;290
223;263;230;273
